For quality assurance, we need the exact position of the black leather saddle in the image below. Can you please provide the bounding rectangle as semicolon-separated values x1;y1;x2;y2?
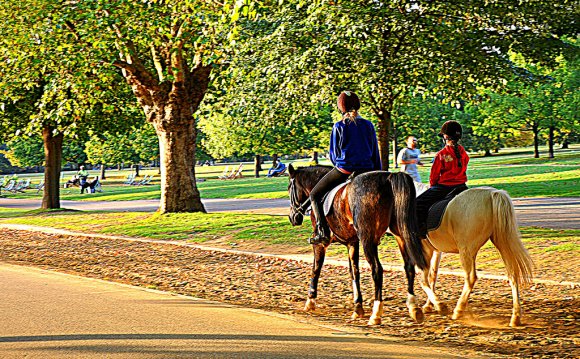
426;185;468;232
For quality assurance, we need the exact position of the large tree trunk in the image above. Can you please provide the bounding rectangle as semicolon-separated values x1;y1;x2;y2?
118;47;211;213
376;111;391;170
41;126;63;209
156;121;205;213
548;125;555;159
272;154;279;167
134;164;140;177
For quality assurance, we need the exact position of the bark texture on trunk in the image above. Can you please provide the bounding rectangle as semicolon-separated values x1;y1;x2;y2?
376;111;391;171
41;127;63;209
156;123;205;213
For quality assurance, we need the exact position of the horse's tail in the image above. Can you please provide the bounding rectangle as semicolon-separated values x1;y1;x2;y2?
389;172;427;270
490;189;534;288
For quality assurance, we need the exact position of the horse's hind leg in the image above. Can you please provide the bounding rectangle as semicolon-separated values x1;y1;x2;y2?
509;278;522;327
394;236;424;323
304;243;327;312
420;250;448;315
452;251;477;320
362;240;383;326
347;242;364;320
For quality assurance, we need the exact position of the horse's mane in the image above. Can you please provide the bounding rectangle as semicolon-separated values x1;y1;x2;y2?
293;165;332;188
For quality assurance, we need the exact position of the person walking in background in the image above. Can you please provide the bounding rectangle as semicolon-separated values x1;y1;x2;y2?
77;166;89;194
397;135;423;182
308;91;382;245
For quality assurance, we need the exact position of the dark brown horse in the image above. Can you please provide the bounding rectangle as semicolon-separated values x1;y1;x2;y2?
288;165;427;325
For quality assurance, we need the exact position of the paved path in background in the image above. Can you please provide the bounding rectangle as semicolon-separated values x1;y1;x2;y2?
1;197;579;229
0;263;468;359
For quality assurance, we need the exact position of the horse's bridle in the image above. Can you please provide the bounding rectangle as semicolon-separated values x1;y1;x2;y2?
289;178;311;216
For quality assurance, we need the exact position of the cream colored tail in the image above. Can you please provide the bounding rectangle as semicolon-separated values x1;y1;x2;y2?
490;189;534;288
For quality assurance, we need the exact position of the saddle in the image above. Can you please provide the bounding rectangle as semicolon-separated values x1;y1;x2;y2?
426;185;468;232
322;181;350;216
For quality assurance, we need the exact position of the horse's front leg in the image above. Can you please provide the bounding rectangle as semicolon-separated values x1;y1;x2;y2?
346;242;364;320
304;242;327;312
362;240;383;325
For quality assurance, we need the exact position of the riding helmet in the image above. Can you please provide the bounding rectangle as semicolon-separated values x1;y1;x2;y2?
337;91;360;114
439;120;463;140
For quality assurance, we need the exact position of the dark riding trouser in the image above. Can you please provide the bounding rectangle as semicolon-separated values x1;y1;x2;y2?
416;183;467;236
309;168;350;243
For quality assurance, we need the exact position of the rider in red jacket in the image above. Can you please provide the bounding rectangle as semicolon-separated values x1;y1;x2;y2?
416;120;469;236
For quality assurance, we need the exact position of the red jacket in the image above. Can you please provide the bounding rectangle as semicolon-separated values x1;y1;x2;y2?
430;145;469;187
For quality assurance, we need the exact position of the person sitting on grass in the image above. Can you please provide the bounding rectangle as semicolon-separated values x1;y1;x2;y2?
267;161;286;177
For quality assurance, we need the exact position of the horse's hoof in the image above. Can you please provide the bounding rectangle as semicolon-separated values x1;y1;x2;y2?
452;310;463;320
351;305;365;320
367;316;381;326
510;316;522;327
437;303;449;316
304;299;316;312
422;303;435;314
410;307;425;324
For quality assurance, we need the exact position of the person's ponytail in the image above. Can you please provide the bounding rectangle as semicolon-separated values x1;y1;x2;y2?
453;141;462;168
342;110;358;124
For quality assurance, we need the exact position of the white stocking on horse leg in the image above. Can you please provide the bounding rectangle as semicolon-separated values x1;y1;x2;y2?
509;279;522;327
304;298;317;311
406;294;424;323
368;300;383;325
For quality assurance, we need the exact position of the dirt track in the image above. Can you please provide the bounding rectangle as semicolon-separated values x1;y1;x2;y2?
1;229;578;359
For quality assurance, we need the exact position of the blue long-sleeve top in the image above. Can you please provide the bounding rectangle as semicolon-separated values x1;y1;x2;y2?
329;116;382;173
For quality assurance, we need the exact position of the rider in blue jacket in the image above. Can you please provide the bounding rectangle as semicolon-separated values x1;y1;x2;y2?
309;91;382;245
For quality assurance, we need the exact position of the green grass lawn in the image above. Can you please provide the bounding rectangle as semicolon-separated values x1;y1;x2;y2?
2;145;579;201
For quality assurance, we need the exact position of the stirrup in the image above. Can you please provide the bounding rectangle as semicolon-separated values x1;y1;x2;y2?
308;233;330;245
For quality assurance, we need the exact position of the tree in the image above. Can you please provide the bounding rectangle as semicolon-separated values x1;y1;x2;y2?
35;1;252;213
234;0;577;169
0;1;136;208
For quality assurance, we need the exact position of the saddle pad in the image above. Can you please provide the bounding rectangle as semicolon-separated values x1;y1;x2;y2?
323;182;349;216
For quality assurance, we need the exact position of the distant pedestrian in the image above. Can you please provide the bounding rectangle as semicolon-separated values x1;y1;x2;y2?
397;136;423;183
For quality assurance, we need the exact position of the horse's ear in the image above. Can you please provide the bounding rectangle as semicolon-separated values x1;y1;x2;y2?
288;163;295;177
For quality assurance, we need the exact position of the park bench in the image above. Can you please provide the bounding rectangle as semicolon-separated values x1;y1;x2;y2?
132;174;153;186
226;164;244;180
35;180;44;194
218;166;233;180
123;173;136;185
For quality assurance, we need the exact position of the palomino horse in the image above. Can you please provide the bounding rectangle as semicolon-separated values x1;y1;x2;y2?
414;183;534;327
288;165;427;325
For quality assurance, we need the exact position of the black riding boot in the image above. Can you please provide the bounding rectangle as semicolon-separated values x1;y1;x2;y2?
309;200;330;245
